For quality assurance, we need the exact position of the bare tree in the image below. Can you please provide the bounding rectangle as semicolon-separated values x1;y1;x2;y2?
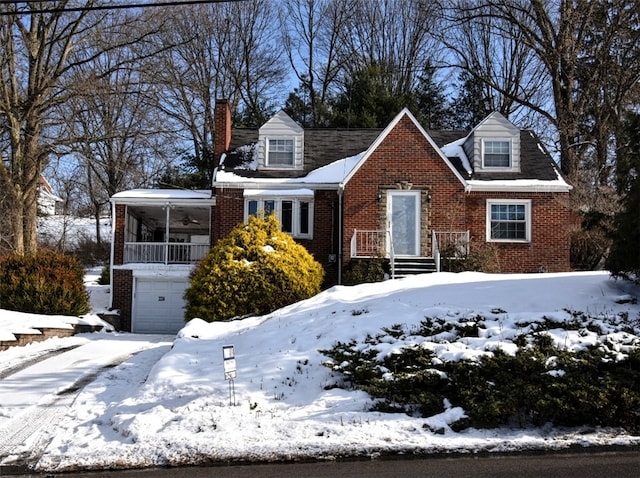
147;0;286;173
446;0;640;180
53;9;176;244
0;2;94;254
338;0;442;95
443;1;547;126
279;0;353;126
0;1;164;254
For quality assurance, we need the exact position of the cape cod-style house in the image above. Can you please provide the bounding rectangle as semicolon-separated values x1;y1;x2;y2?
109;99;571;333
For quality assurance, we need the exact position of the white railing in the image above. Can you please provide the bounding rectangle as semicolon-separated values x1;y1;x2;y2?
124;242;209;264
432;231;441;272
433;231;470;258
350;229;387;258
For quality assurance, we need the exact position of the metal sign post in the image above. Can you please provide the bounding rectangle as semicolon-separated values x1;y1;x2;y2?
223;345;237;406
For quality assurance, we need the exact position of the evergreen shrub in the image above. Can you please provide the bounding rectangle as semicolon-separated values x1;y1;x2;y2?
343;257;387;285
0;250;90;316
184;214;325;322
321;318;640;431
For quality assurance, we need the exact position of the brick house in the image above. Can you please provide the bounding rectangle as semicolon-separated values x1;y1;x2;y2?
110;99;571;333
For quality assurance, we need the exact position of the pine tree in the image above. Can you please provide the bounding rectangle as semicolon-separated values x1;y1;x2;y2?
606;112;640;282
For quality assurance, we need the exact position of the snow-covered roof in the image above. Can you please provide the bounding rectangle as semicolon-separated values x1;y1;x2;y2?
215;153;365;189
111;189;214;204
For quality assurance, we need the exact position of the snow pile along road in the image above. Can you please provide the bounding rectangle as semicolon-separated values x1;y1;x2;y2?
14;271;638;472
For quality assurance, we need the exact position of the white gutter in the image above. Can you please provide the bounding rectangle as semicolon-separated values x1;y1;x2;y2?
465;181;572;193
214;181;342;191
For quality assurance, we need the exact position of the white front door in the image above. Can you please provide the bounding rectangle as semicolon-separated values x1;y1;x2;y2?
387;190;421;256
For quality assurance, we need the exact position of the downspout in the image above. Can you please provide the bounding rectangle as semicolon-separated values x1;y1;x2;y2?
337;184;344;285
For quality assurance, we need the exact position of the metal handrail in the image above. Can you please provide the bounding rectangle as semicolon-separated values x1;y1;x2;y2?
432;231;441;272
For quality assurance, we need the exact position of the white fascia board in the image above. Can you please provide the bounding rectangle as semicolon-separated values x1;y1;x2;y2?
111;189;215;206
341;108;469;188
466;180;573;193
113;264;194;278
243;188;314;197
214;181;341;191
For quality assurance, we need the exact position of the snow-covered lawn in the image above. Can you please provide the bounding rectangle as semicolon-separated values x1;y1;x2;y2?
1;270;640;472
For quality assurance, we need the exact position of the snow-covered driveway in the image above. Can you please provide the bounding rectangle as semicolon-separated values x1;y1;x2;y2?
0;333;172;467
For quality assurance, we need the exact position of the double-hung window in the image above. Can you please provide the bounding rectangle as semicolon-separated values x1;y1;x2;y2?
266;138;294;167
483;140;511;168
487;199;531;242
245;197;313;239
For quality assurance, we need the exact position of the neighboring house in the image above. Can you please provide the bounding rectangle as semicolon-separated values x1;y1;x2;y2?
110;99;572;333
38;176;63;216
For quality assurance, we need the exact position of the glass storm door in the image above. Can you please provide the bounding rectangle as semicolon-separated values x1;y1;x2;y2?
387;191;420;256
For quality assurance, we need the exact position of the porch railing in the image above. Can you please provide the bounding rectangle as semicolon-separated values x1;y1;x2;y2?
350;229;395;278
123;242;210;264
432;231;441;272
350;229;387;258
433;231;470;258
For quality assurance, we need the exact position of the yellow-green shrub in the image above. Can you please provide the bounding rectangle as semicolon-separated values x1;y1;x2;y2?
0;250;90;316
184;214;325;322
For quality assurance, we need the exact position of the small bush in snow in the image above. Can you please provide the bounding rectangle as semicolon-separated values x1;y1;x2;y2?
184;214;324;322
0;250;90;316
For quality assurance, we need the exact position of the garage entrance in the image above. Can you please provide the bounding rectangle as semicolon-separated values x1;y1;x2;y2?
133;279;190;334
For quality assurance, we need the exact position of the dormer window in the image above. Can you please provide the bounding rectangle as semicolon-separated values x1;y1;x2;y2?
483;139;511;168
267;138;294;167
462;112;521;173
258;110;304;170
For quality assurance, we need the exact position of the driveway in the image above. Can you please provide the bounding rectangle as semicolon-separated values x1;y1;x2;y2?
0;334;172;469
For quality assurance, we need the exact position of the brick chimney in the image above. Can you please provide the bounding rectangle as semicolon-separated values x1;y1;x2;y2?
214;98;232;160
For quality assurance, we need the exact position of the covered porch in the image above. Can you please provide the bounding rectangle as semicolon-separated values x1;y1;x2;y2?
112;190;215;265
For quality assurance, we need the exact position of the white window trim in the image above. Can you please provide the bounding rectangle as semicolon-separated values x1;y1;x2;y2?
486;199;531;243
265;137;295;168
245;197;314;239
481;138;514;170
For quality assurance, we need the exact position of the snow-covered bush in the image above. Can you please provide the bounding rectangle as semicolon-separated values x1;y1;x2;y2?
184;214;324;322
0;250;90;316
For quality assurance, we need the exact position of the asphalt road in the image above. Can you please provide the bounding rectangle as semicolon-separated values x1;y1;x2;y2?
12;451;640;478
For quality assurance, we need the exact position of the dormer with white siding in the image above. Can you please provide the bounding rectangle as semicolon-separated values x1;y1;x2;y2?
258;110;304;170
462;112;521;173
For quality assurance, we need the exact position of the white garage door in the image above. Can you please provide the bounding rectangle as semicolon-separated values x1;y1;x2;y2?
133;279;190;334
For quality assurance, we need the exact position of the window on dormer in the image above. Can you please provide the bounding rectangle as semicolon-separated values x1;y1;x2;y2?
267;138;294;167
483;140;511;168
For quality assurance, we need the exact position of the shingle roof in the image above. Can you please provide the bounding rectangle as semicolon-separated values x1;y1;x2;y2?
222;125;563;183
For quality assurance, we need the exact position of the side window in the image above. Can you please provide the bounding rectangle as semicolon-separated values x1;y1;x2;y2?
487;200;530;242
299;201;310;236
247;200;258;217
281;201;293;233
244;198;313;238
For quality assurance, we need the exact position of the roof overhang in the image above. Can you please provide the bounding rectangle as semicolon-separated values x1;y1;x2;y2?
110;189;216;206
465;181;573;193
214;181;341;191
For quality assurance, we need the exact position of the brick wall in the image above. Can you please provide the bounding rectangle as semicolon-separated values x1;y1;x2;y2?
112;268;133;331
343;115;571;274
213;187;341;286
465;191;571;273
113;204;126;265
344;116;466;258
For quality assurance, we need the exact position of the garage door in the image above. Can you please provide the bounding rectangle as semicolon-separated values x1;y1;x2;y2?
133;279;190;334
